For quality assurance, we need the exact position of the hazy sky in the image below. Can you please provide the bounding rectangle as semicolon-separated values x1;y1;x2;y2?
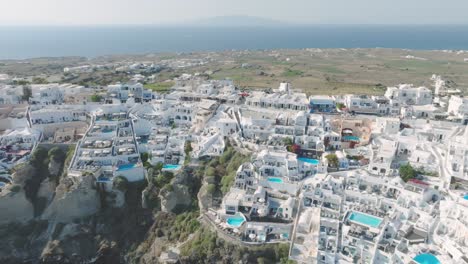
1;0;468;25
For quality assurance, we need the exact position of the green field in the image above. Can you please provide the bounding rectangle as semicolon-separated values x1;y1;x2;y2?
144;81;175;92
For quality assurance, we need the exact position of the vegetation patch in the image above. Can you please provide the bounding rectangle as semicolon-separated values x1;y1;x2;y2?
282;68;304;77
144;81;174;92
201;143;250;197
180;227;294;263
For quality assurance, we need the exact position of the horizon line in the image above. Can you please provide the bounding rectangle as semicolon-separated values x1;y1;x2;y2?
1;23;468;27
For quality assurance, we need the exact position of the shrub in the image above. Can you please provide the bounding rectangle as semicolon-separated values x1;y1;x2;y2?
206;184;216;194
325;154;339;168
153;172;174;189
90;94;102;102
113;176;129;191
153;162;163;172
336;102;346;110
205;167;216;177
140;152;149;163
399;163;417;182
10;185;21;193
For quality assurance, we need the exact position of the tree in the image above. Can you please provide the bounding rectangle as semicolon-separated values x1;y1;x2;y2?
283;137;293;146
184;141;193;154
90;94;103;102
30;147;49;170
325;154;339;168
399;163;417;182
113;176;129;191
140;152;149;163
153;162;163;172
22;86;32;101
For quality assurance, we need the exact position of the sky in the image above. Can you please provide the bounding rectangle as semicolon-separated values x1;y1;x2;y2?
1;0;468;25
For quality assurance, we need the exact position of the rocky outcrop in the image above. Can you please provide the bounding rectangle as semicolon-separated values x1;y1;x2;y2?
11;163;36;187
107;189;125;208
0;188;34;224
37;178;57;206
197;183;212;212
41;175;100;223
160;183;191;213
48;158;63;179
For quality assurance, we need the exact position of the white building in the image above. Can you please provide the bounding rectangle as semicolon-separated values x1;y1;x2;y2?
385;84;433;106
374;117;401;135
0;85;25;104
447;95;468;125
68;105;145;188
29;84;65;106
0;104;29;131
245;83;308;111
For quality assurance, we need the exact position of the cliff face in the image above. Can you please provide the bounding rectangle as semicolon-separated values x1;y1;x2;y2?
160;183;191;213
41;175;100;223
0;189;34;225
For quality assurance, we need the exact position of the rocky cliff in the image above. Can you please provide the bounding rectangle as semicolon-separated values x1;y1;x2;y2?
0;188;34;224
41;175;100;223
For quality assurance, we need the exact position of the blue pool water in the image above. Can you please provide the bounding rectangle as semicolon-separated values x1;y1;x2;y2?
268;177;284;183
227;215;245;227
163;164;181;170
348;212;382;228
343;135;360;141
117;163;137;171
97;177;111;182
463;194;468;200
413;253;440;264
298;157;320;165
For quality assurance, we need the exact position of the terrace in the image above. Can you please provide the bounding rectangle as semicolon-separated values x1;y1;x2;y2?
81;140;112;149
80;149;113;158
89;125;117;135
95;112;128;122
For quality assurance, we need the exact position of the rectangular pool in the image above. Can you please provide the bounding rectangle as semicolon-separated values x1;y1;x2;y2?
297;157;319;165
268;177;284;183
117;163;137;171
343;135;360;142
163;164;181;170
348;212;382;228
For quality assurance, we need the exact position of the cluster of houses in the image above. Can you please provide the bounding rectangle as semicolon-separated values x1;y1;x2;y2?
199;79;467;264
1;72;468;264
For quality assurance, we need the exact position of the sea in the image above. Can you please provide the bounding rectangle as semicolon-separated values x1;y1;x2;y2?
1;25;468;59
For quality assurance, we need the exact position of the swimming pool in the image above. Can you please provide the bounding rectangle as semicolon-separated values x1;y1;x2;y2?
268;177;284;183
97;176;111;182
298;157;320;165
117;163;137;171
343;135;360;141
163;164;181;170
348;212;383;228
463;194;468;200
413;253;440;264
226;214;246;227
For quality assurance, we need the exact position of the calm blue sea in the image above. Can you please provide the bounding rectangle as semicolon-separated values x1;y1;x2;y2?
1;25;468;59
